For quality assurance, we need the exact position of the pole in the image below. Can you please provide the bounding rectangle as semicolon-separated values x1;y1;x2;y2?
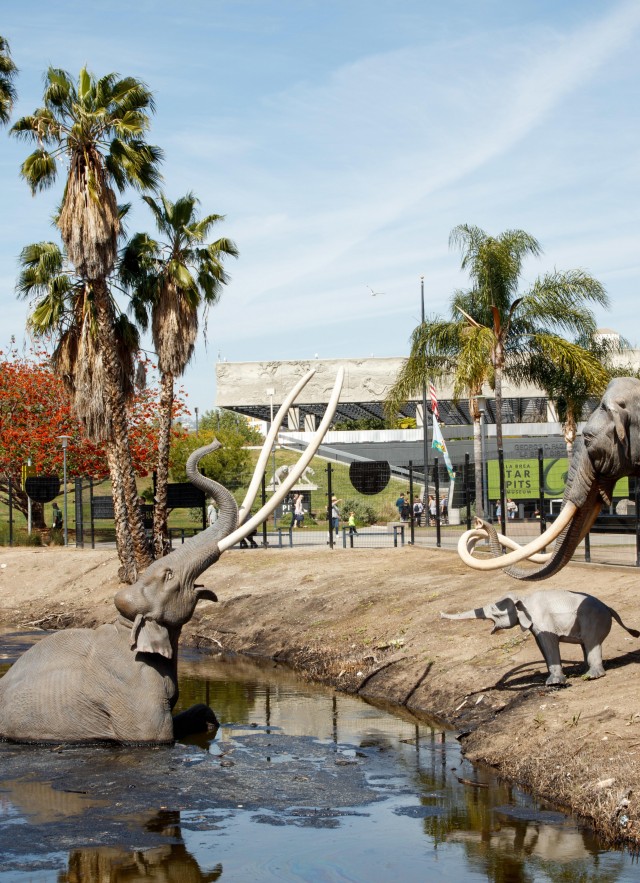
75;477;84;548
409;460;415;545
8;477;13;547
434;457;441;548
57;435;71;547
266;387;276;527
464;453;471;529
27;457;32;535
63;442;68;546
498;447;506;535
420;276;429;503
195;407;199;437
327;464;334;549
479;407;487;518
538;448;547;534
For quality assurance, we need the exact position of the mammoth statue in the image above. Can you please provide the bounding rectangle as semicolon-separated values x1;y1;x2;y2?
442;590;639;686
0;368;344;744
459;376;640;581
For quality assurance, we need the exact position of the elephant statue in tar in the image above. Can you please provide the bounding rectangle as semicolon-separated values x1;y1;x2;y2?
0;369;343;744
442;590;639;686
458;377;640;581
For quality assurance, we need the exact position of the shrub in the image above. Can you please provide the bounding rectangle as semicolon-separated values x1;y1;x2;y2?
339;498;377;526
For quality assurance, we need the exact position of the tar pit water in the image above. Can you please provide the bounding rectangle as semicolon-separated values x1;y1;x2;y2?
0;631;637;882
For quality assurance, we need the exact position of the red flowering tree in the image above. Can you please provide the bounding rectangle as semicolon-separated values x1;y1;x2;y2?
0;347;177;528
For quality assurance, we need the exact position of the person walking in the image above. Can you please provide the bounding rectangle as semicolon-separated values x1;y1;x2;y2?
330;495;341;540
412;496;424;527
395;493;406;520
293;493;304;528
348;511;358;536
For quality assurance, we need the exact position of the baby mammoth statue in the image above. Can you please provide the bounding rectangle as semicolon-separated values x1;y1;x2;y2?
441;590;639;686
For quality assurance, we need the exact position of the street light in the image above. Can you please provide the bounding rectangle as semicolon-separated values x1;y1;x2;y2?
194;407;199;437
266;387;277;526
57;435;71;546
420;276;429;501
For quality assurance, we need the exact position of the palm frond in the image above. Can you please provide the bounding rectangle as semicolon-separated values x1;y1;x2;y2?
0;35;18;125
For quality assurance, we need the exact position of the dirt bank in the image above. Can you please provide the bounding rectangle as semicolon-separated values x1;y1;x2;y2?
1;544;640;847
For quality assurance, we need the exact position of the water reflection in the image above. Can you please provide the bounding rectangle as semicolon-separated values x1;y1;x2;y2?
59;812;222;883
0;639;636;882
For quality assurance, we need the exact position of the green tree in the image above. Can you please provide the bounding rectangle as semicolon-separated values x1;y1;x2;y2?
17;240;144;565
200;408;263;445
170;428;252;494
11;66;163;580
387;226;609;517
526;333;631;456
120;192;238;556
387;314;490;514
0;36;17;124
449;224;609;454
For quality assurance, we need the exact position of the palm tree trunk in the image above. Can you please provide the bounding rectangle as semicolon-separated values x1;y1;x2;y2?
93;284;152;577
153;370;174;558
564;408;577;458
469;395;484;517
106;445;136;582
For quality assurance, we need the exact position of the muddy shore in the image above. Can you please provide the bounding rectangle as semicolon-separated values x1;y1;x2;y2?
1;544;639;847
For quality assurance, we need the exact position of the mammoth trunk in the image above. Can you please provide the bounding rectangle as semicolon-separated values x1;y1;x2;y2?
505;443;603;582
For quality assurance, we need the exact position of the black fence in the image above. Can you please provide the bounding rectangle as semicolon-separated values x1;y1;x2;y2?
3;446;640;567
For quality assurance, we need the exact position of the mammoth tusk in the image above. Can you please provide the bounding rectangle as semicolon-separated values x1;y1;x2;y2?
237;369;317;525
457;502;577;571
219;368;345;553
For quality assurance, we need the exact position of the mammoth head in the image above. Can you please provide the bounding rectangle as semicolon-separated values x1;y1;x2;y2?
114;367;345;658
582;377;640;481
115;558;218;658
458;377;640;582
441;594;532;634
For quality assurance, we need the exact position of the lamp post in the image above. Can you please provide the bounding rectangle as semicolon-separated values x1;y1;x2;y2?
194;407;199;437
266;387;277;526
57;435;71;546
420;276;429;502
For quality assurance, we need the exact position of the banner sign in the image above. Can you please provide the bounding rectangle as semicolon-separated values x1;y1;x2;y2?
487;458;629;501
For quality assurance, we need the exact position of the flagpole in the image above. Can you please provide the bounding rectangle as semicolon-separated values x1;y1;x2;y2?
420;276;429;501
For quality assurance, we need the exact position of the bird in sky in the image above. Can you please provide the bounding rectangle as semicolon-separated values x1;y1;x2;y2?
365;284;385;296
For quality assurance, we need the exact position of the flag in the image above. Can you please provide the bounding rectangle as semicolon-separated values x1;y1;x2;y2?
432;413;455;480
429;382;440;421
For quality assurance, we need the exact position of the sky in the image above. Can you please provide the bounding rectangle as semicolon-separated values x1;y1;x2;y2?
2;0;640;416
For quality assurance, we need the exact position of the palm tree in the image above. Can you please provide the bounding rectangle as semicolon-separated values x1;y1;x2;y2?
11;66;163;579
526;333;629;457
0;36;17;125
386;316;491;515
120;192;238;556
449;224;610;454
17;240;143;568
387;226;610;517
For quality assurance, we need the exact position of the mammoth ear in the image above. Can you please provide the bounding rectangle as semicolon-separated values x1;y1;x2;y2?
195;584;218;603
514;599;533;631
131;614;173;658
610;405;628;445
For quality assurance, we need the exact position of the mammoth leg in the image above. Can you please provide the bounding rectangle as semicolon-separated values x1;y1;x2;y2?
533;633;566;686
582;642;606;679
